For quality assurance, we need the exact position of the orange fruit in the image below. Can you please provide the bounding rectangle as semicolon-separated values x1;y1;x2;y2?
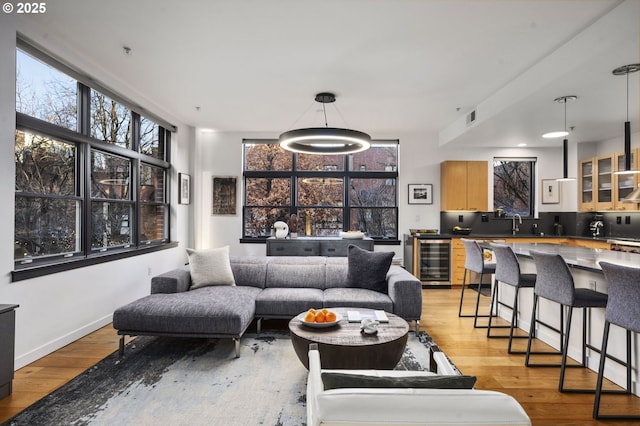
325;311;337;322
321;308;329;314
308;308;317;315
303;312;316;322
314;311;326;323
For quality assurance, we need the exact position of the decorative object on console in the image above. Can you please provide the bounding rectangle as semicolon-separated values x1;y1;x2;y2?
273;221;289;239
279;92;371;155
408;183;433;204
288;213;298;238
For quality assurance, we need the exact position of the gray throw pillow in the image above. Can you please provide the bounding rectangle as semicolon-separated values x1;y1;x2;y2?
321;372;477;390
347;244;394;293
186;246;236;289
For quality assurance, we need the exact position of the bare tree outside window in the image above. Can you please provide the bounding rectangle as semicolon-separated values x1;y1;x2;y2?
14;46;170;267
242;141;398;239
493;159;535;217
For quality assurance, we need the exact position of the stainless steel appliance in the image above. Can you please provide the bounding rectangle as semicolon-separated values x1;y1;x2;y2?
404;235;451;287
590;214;604;237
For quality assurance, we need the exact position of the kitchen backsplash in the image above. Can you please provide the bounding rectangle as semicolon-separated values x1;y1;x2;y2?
440;211;640;239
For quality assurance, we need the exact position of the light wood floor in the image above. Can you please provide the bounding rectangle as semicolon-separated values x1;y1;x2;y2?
0;288;638;425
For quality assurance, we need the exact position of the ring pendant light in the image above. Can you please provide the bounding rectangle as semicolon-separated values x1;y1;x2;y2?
279;93;371;155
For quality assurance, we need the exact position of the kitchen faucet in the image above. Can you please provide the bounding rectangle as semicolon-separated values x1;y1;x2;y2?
512;214;522;235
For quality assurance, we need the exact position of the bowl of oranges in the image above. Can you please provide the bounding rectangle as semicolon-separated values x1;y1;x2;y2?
298;308;340;328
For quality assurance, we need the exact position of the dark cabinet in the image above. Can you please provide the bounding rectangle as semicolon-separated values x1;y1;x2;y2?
1;304;19;399
266;237;374;257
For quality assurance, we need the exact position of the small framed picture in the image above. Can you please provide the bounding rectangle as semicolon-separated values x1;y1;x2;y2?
408;184;433;204
541;179;560;204
179;173;191;205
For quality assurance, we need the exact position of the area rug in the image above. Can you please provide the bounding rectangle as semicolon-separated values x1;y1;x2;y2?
3;330;443;426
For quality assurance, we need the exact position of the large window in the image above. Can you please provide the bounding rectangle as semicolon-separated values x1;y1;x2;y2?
493;158;536;217
242;140;399;241
14;44;173;277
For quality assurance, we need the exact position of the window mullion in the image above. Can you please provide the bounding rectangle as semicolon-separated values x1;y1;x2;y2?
82;143;92;256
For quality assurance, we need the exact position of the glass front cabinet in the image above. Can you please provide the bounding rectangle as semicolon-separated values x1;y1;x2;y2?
596;154;614;211
579;149;640;212
579;158;595;211
614;149;639;210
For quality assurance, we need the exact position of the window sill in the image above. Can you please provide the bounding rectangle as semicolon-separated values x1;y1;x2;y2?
239;237;400;245
12;241;179;282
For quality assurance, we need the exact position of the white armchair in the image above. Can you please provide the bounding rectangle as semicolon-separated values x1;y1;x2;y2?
307;344;531;426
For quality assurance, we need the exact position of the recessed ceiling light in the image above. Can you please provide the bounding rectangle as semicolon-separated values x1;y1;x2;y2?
517;143;527;147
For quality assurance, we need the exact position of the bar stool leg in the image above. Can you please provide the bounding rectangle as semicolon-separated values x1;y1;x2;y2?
593;324;638;419
558;307;575;391
486;280;512;337
526;298;576;367
473;272;493;328
507;287;530;354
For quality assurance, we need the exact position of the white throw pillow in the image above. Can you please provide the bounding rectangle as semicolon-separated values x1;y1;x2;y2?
186;246;236;289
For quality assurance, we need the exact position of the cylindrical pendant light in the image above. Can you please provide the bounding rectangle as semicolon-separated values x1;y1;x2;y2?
554;96;576;181
612;64;640;177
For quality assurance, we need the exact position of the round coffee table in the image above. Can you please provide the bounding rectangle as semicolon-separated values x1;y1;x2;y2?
288;307;409;369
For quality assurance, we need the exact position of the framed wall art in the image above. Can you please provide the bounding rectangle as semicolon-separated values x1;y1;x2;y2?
541;179;560;204
178;173;191;205
212;176;237;215
408;183;433;204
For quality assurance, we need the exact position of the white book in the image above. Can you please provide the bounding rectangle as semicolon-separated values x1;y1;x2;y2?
347;310;389;323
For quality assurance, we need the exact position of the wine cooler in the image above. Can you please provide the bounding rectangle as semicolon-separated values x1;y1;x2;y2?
404;235;451;287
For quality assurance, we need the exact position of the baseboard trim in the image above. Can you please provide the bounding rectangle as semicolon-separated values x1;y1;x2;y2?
14;314;113;369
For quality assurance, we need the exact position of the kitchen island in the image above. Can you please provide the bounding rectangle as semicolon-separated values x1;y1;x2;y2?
490;242;640;396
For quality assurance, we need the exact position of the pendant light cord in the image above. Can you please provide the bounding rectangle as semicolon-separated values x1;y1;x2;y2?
322;102;328;127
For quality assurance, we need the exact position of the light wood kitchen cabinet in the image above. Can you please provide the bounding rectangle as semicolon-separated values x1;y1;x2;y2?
613;148;639;210
579;158;595;211
450;238;466;285
568;239;611;250
440;161;488;211
596;154;614;211
579;149;640;211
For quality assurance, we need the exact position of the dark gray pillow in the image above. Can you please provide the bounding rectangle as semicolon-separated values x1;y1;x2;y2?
347;244;394;293
321;372;477;390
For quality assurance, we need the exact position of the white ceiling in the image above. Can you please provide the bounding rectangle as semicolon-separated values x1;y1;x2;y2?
16;0;640;148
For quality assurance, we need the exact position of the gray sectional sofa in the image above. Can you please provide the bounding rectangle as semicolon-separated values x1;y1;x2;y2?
113;255;422;357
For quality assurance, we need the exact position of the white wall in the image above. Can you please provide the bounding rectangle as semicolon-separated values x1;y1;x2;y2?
193;129;573;260
0;16;193;368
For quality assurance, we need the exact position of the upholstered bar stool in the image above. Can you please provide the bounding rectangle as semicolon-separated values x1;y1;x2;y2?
593;262;640;420
487;243;536;353
525;250;608;393
458;238;495;328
